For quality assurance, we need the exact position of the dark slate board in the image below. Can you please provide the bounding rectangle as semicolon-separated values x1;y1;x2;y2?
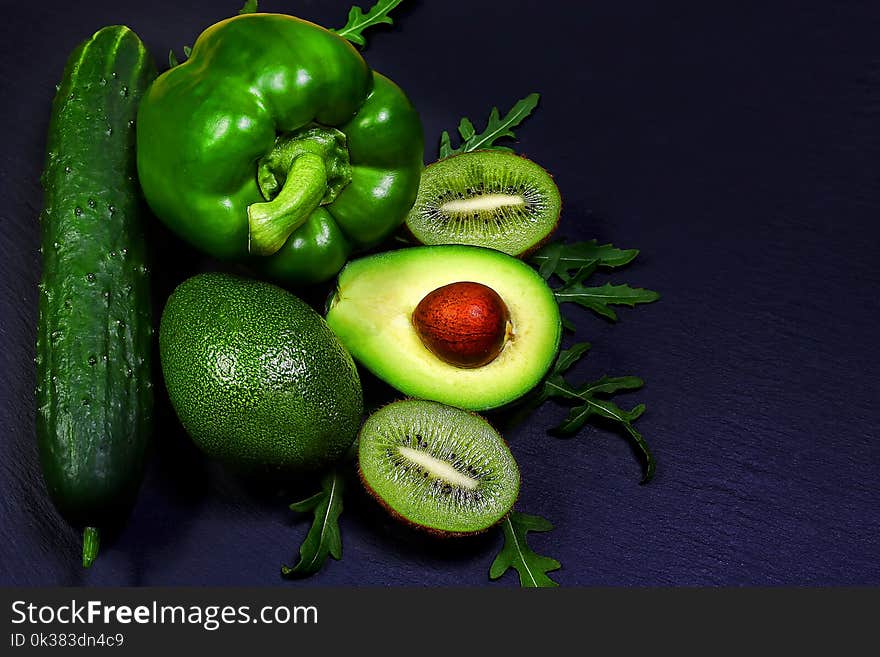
1;0;878;586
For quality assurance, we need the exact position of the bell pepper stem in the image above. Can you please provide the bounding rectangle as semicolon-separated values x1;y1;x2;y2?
248;152;328;256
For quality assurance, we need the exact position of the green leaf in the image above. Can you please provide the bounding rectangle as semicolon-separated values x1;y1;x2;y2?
439;93;540;157
528;342;591;408
554;342;592;376
238;0;258;13
576;375;644;397
551;392;642;435
333;0;406;47
458;117;476;142
543;376;655;483
527;334;655;483
489;512;561;587
530;239;640;281
554;282;660;321
560;262;598;286
281;470;345;578
168;44;193;69
439;131;453;158
535;243;562;280
523;235;659;482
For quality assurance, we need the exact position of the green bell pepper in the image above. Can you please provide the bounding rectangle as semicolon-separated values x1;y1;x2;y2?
136;13;424;284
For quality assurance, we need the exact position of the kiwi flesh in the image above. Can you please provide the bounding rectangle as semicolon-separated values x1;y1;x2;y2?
405;151;561;257
358;399;520;536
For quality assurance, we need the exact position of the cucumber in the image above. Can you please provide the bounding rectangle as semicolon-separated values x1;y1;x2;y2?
35;26;157;567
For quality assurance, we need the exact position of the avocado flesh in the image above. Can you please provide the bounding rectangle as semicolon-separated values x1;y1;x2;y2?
326;245;561;411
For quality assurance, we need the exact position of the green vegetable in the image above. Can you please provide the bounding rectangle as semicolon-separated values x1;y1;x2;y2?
159;272;364;471
238;0;258;14
167;45;192;68
489;512;561;587
283;470;346;578
333;0;406;46
530;239;640;278
532;240;659;321
439;93;540;158
555;280;661;322
532;343;655;483
522;239;660;481
171;0;403;67
35;25;157;567
137;12;424;285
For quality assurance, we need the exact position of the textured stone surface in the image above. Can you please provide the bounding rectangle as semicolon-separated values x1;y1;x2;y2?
0;0;877;586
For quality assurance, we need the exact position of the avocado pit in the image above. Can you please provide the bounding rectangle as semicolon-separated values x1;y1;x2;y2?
412;281;511;368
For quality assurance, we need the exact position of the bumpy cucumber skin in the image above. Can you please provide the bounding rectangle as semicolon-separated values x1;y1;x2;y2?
35;26;157;530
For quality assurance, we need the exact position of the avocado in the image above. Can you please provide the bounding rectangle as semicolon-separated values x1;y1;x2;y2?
159;272;363;470
326;245;561;411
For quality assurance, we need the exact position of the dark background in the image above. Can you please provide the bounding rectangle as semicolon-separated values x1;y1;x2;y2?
1;0;878;586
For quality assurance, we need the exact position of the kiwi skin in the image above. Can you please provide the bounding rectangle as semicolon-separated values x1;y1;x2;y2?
358;472;515;539
404;150;563;259
357;399;520;538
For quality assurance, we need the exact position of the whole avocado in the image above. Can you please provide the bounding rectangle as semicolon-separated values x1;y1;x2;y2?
159;272;363;470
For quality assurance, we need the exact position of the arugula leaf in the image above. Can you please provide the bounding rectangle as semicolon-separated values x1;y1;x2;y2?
333;0;405;47
439;93;540;158
168;45;192;69
531;342;591;406
438;131;453;159
552;342;592;377
281;470;345;578
527;342;593;406
554;281;660;321
544;375;655;483
531;240;658;319
526;340;655;482
238;0;258;13
531;239;640;281
519;236;659;480
500;342;592;432
490;512;561;587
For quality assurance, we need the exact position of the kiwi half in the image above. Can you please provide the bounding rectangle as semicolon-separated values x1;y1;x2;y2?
358;399;520;536
405;151;561;257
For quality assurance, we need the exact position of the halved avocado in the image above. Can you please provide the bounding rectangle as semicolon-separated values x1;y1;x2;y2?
326;245;561;410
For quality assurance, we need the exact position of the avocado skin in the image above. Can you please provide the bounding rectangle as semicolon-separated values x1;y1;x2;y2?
159;272;363;471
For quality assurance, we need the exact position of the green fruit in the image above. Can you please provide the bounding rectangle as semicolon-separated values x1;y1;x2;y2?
358;400;520;536
159;272;363;470
35;25;157;567
326;245;561;410
405;151;561;256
